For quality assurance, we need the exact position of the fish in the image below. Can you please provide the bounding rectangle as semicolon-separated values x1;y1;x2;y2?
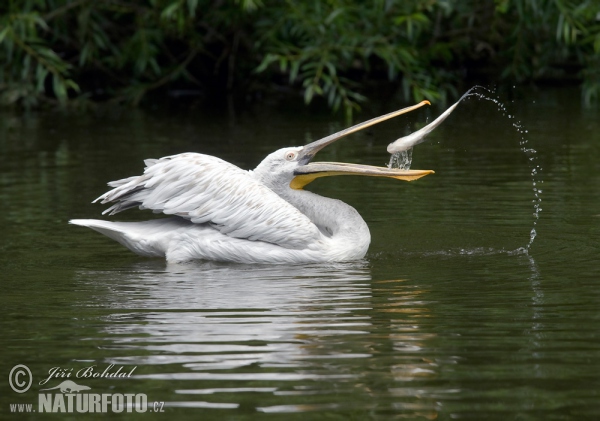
387;89;476;154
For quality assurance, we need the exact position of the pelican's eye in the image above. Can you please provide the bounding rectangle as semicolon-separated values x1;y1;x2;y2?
284;151;298;161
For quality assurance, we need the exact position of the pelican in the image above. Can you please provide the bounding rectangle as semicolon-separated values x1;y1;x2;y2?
70;101;434;264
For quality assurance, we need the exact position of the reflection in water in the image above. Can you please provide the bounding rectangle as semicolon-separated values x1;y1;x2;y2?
75;261;455;415
375;279;444;420
526;253;545;363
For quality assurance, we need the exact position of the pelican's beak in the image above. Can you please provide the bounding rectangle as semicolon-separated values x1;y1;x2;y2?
292;162;433;189
297;100;431;165
293;100;433;189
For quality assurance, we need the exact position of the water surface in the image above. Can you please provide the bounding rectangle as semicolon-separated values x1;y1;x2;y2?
1;87;599;419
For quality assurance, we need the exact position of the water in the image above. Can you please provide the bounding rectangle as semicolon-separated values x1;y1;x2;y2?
1;87;599;419
388;146;413;170
387;85;482;157
390;86;544;250
464;86;544;250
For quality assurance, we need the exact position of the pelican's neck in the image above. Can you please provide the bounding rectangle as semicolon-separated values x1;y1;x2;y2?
250;160;371;258
265;180;371;257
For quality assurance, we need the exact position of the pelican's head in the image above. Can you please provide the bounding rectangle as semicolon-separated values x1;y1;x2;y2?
254;101;435;190
252;146;307;187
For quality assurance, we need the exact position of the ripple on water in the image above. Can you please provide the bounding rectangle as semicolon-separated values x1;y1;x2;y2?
79;262;381;411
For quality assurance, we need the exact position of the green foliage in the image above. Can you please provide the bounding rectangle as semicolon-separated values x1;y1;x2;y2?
0;1;79;107
0;0;599;114
254;1;457;120
491;0;600;104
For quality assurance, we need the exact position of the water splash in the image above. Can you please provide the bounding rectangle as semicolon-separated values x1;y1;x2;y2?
387;85;484;170
387;85;542;250
467;86;542;251
388;147;413;170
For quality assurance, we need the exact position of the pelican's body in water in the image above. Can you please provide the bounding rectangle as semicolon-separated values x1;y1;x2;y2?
71;102;433;264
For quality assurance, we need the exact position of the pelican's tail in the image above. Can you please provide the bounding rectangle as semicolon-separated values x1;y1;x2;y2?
69;218;192;258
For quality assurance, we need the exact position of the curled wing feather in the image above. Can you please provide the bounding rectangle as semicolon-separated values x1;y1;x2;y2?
95;153;323;249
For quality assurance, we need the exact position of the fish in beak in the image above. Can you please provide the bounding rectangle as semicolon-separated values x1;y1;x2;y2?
387;89;474;154
292;101;434;189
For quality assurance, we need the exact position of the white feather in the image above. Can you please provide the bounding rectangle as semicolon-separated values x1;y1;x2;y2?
92;153;324;251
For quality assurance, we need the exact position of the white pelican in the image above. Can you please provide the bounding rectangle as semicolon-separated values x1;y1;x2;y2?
70;101;434;264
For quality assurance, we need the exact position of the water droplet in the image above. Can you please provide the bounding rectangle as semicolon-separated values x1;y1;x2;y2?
463;88;541;250
388;147;413;170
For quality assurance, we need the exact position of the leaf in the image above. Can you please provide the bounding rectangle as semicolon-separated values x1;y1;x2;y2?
304;84;314;104
32;14;49;31
79;43;91;66
0;27;9;44
279;56;288;72
324;61;337;77
290;60;300;82
35;64;48;92
255;53;278;73
65;79;81;93
187;0;199;17
325;8;344;25
161;3;181;21
52;74;68;104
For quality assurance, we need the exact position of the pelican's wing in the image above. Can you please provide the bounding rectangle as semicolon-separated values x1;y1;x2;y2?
95;153;322;249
